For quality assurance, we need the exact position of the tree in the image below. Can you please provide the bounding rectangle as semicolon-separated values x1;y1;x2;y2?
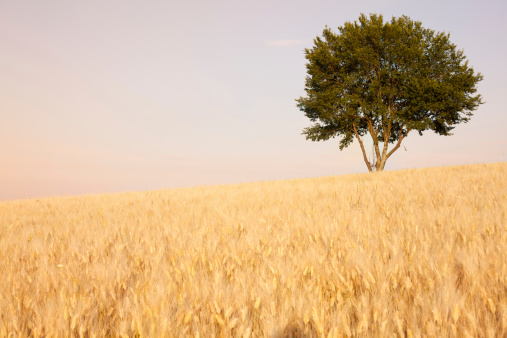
296;14;483;172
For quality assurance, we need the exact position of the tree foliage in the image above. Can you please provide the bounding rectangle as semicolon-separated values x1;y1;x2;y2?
296;14;483;172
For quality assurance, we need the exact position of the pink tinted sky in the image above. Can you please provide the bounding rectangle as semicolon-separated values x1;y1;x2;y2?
1;0;506;201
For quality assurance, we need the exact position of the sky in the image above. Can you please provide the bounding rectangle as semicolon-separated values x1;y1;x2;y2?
1;0;506;201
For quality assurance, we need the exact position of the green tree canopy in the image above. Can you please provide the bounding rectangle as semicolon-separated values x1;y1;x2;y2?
296;14;483;172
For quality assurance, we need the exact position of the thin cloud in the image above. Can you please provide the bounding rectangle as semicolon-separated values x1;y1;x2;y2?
267;39;309;47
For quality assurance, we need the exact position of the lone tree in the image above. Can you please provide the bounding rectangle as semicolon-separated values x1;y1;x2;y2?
296;14;483;172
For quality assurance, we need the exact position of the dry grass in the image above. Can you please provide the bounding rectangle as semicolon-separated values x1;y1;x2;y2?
0;162;506;337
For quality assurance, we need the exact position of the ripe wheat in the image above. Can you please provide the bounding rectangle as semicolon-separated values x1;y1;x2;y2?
0;162;505;336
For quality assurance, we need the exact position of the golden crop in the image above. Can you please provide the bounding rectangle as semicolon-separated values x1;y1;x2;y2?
0;162;506;337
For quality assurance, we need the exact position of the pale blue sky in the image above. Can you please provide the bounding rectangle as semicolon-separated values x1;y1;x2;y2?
1;0;506;200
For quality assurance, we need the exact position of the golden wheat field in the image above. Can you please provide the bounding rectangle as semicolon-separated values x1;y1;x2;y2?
0;162;506;337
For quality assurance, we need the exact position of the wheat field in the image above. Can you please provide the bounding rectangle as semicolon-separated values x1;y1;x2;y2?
0;162;506;337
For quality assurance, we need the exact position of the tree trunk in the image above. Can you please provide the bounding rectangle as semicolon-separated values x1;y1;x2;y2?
376;156;387;171
367;128;411;173
354;124;410;173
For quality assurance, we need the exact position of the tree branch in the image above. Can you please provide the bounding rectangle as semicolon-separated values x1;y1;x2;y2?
386;128;411;160
353;124;373;172
382;115;393;153
356;98;381;165
366;119;381;161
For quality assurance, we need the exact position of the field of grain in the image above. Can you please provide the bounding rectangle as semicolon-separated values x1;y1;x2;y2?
0;162;506;337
